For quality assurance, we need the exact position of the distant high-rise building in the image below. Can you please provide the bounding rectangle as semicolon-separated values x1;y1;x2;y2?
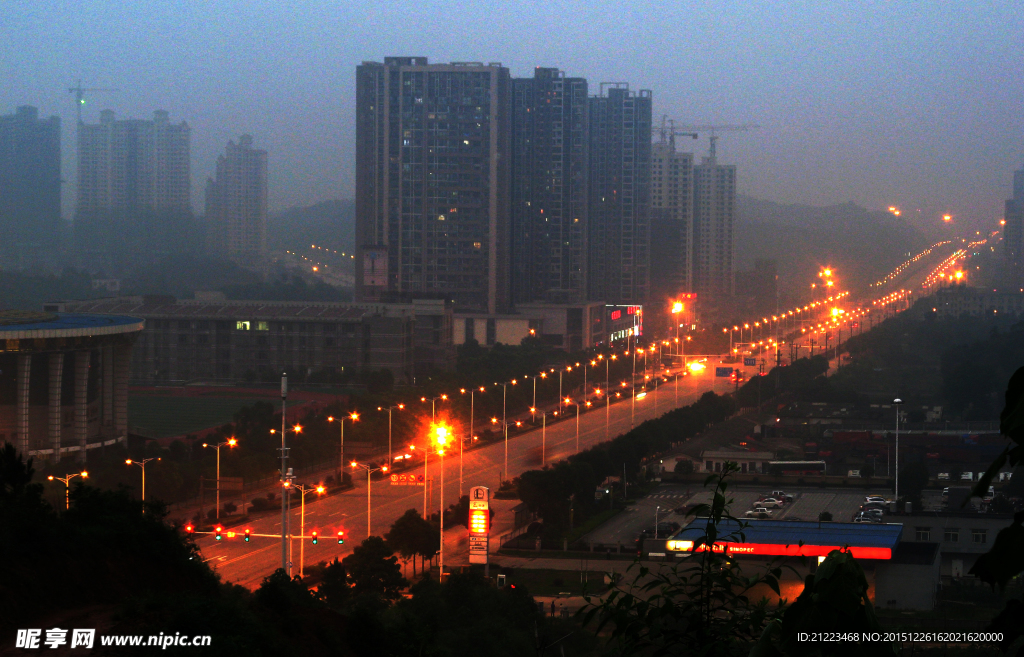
205;135;268;269
355;57;512;314
650;138;694;302
511;67;589;305
692;152;736;300
76;109;190;216
75;109;192;263
1003;164;1024;287
0;106;61;251
587;84;652;305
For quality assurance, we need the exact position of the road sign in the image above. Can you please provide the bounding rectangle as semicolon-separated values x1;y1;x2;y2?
743;357;756;367
390;473;425;485
469;486;490;565
715;367;732;377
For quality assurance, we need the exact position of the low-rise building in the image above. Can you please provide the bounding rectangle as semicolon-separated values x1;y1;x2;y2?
699;449;774;474
45;296;455;385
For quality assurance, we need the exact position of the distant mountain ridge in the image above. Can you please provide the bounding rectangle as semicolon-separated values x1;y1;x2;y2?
735;195;930;298
268;199;355;253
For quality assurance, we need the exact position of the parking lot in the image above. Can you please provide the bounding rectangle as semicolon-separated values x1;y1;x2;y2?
582;483;917;547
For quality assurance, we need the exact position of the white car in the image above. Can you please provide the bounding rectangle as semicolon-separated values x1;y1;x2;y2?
864;496;887;504
759;498;783;509
745;507;773;517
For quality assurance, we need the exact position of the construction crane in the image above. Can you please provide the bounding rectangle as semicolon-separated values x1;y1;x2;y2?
68;80;120;124
676;124;760;160
658;115;699;149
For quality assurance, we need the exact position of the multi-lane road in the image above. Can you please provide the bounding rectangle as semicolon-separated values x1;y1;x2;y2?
196;363;756;588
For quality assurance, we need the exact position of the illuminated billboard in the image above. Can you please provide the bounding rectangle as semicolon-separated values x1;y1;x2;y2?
665;540;891;560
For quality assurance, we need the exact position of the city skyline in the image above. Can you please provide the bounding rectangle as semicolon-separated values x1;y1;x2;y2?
3;2;1022;234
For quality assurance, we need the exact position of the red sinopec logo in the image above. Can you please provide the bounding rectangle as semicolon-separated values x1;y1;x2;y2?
610;310;622;320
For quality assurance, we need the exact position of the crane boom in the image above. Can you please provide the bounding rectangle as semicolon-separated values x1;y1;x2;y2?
676;123;761;160
68;80;120;124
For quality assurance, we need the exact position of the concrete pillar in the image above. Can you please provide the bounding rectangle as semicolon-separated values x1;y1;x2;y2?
74;350;90;464
16;353;31;455
49;353;64;463
102;345;114;433
113;344;130;443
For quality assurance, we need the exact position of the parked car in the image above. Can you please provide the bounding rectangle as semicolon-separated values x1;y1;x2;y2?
864;496;887;504
759;498;783;509
848;470;861;478
861;503;886;512
853;515;881;524
861;508;884;518
961;472;974;481
745;508;773;518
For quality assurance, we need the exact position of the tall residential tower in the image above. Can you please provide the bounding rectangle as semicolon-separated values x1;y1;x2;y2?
511;67;588;304
587;84;652;305
355;57;512;314
205;135;268;270
0;106;61;256
692;152;736;301
649;136;694;304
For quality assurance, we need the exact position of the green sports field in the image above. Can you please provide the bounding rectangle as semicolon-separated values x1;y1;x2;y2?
128;396;282;439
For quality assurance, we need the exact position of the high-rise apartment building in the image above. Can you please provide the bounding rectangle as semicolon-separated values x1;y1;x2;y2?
0;106;61;250
692;153;736;300
355;57;512;314
205;135;268;269
75;109;191;263
650;138;694;301
587;84;652;305
511;68;589;305
76;109;190;216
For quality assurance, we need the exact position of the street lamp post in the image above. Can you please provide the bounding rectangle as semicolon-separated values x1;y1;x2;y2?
531;408;548;466
893;398;903;507
293;483;325;578
202;438;237;519
350;461;386;539
125;457;161;511
494;379;517;483
421;395;448;423
327;412;359;486
432;425;450;581
48;471;87;510
459;387;485;499
630;347;637;429
377;404;405;470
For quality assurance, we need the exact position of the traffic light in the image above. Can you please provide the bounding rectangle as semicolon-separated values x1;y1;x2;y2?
215;526;223;541
311;531;318;545
185;524;194;535
244;529;251;542
337;531;344;544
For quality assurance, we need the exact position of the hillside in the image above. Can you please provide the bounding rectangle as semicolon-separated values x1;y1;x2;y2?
268;199;355;253
735;195;930;297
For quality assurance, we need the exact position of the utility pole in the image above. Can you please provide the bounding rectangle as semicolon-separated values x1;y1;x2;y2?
280;373;289;572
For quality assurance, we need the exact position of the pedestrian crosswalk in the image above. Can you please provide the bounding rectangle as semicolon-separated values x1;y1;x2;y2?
649;493;688;499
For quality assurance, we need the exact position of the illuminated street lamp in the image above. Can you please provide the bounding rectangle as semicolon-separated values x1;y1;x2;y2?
327;412;358;486
458;387;486;498
202;438;237;519
376;404;405;469
125;457;161;511
433;424;450;581
493;379;517;482
350;461;387;540
292;482;325;578
48;471;87;510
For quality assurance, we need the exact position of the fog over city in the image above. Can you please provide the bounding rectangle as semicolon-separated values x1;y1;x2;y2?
6;1;1022;232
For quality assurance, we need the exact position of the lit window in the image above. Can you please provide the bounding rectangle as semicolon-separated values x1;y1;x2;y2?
256;321;269;331
236;321;250;331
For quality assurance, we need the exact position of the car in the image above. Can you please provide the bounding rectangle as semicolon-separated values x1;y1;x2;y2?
745;507;773;517
848;470;861;478
861;503;886;513
861;508;883;518
853;515;881;524
759;498;783;509
961;472;974;481
864;496;887;504
770;491;794;502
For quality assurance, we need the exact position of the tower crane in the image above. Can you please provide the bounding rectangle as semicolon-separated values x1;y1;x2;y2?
68;80;120;124
658;115;699;150
676;124;760;160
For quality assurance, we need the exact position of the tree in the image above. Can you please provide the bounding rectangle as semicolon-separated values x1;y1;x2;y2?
750;550;895;657
342;536;407;600
674;459;694;475
317;558;351;609
580;462;785;656
386;508;435;577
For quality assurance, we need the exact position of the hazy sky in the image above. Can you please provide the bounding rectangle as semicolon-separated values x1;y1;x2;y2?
4;1;1022;234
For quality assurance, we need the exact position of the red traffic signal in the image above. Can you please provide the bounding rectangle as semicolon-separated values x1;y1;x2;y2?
244;529;251;542
185;524;194;534
215;526;223;540
311;531;318;545
337;531;345;544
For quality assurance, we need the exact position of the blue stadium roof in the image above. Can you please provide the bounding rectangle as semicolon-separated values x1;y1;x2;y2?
0;313;141;332
674;518;903;550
